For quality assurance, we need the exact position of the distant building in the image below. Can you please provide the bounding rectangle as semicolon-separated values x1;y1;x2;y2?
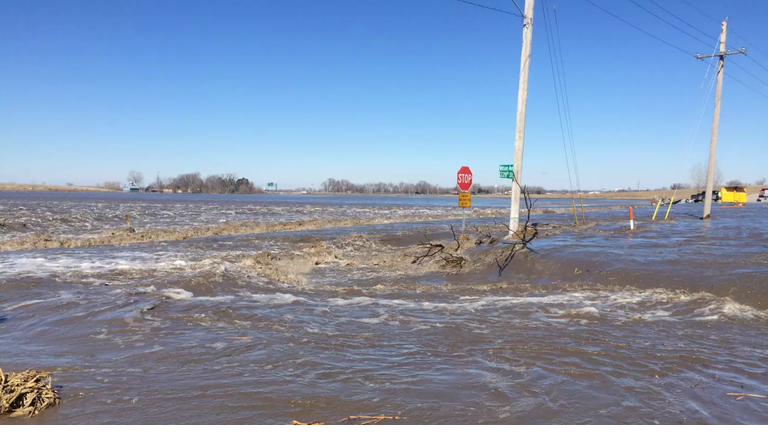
123;182;140;193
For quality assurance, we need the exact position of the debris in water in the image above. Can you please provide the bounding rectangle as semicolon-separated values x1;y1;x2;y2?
0;368;61;418
292;415;400;425
727;392;768;400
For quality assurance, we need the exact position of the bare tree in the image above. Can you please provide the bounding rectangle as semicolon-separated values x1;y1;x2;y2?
690;163;723;189
173;172;203;193
756;177;766;186
726;179;743;187
151;172;165;191
127;170;144;186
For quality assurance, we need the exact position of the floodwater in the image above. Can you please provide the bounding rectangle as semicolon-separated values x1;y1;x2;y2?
0;192;642;240
1;193;767;424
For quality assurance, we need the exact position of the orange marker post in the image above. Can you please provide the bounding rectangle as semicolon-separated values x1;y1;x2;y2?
629;206;634;230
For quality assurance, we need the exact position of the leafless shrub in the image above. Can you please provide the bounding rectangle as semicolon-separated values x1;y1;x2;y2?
690;163;722;189
412;232;466;271
492;181;539;276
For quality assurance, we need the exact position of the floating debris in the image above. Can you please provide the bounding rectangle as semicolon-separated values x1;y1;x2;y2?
292;415;400;425
0;368;61;418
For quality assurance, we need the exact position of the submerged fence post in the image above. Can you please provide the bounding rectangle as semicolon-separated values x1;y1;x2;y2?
579;196;586;223
652;199;662;221
664;199;674;220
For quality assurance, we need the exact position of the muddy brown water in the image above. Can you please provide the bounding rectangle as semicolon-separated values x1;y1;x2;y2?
1;193;767;424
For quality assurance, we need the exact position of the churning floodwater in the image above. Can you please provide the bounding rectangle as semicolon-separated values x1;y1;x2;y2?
1;192;767;424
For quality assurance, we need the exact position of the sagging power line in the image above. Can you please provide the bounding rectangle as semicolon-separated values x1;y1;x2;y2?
626;0;714;49
455;0;522;17
646;0;717;42
578;0;692;55
552;5;582;194
540;0;582;223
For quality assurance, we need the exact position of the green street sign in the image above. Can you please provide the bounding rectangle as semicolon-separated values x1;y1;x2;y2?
499;164;514;179
267;182;274;187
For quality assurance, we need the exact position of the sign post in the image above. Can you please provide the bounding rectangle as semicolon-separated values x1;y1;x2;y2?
456;166;473;235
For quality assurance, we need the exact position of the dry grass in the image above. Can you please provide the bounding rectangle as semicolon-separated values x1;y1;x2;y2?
0;183;116;193
0;368;60;418
530;185;768;200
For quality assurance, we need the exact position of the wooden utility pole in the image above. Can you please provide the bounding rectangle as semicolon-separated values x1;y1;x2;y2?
509;0;535;235
696;21;744;219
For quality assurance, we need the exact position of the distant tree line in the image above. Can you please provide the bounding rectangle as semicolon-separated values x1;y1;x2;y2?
96;171;264;194
319;178;541;195
153;172;263;194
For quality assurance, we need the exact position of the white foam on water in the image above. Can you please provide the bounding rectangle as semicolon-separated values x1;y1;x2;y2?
318;289;767;323
693;297;768;321
248;292;306;304
161;288;194;300
134;285;157;293
353;314;389;324
195;295;236;302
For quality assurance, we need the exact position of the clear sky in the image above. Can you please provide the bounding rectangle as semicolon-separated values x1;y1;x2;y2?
1;0;767;190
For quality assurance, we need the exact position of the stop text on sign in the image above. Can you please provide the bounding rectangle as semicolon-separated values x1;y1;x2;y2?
456;166;473;192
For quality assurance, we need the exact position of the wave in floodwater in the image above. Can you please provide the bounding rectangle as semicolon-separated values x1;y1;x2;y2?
2;274;768;425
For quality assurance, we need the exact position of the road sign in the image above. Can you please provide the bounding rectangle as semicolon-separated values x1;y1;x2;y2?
499;164;514;179
458;192;471;208
267;182;274;187
457;166;473;191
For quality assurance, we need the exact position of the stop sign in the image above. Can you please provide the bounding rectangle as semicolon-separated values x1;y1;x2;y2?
456;166;473;191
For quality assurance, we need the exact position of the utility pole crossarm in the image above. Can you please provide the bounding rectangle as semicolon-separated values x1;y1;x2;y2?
695;48;746;60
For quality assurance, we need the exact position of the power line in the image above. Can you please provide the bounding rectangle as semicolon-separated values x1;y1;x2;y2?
625;0;713;49
507;0;524;17
729;60;768;89
552;4;581;191
677;0;720;24
454;0;521;17
729;32;768;59
670;64;718;200
677;0;768;58
581;0;768;104
645;0;717;42
724;71;768;101
540;0;574;195
578;0;692;56
745;54;768;74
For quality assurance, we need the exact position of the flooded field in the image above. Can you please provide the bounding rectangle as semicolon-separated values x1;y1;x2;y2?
1;193;767;424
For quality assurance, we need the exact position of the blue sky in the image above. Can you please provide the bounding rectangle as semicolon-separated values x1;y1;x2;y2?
1;0;767;190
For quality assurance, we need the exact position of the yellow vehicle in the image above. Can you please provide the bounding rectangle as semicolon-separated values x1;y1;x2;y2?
720;186;747;203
